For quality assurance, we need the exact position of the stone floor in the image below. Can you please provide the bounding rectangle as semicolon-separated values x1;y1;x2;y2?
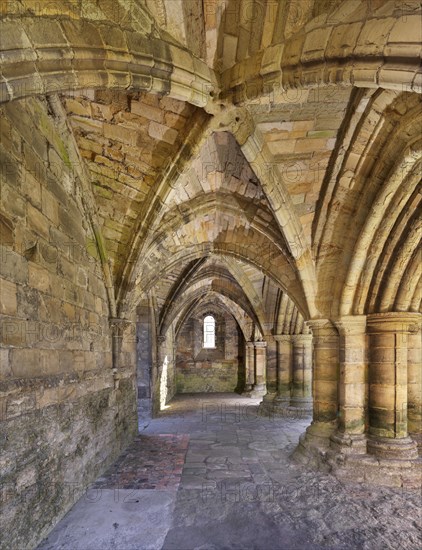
38;393;422;550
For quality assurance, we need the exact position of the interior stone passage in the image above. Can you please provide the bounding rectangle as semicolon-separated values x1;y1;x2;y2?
0;1;421;549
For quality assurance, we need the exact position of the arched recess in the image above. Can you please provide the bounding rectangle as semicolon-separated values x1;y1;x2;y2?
314;90;422;317
172;290;255;343
126;237;308;319
370;200;421;314
395;249;421;312
344;158;421;315
275;291;306;335
171;291;250;395
344;123;421;316
156;254;273;337
158;265;263;338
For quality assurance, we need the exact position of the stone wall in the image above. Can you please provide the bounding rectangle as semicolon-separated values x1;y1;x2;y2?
176;311;244;393
0;98;137;549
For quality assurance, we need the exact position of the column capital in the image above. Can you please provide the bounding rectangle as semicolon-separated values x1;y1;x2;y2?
245;341;255;349
157;335;166;344
334;315;367;336
367;312;421;333
273;334;291;342
291;334;313;344
109;317;132;334
307;318;338;337
254;340;267;348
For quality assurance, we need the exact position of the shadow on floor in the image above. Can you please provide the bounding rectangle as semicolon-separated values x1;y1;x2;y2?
38;393;421;550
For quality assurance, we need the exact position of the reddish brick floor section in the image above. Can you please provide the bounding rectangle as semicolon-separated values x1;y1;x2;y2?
93;434;189;490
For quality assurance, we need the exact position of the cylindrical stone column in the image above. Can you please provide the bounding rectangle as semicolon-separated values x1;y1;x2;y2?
290;334;313;411
331;316;367;454
251;341;267;397
303;319;339;448
244;341;255;392
265;339;277;394
408;322;422;452
274;335;291;404
366;313;419;460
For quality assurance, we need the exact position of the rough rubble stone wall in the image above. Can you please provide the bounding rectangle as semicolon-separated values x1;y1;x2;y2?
175;311;243;393
0;98;137;549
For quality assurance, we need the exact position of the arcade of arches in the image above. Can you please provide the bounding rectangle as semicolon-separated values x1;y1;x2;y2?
0;1;421;548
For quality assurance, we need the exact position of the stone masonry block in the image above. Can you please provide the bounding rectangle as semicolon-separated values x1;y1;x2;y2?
23;18;67;47
354;17;396;57
148;121;178;145
61;20;104;49
326;22;363;58
302;27;332;63
0;278;17;315
385;15;422;58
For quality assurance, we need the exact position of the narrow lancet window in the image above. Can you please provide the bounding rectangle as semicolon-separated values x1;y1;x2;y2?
203;315;216;348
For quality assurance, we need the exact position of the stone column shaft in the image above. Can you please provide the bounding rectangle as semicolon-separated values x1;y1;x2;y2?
290;334;313;410
251;341;267;396
408;327;422;451
303;319;339;447
331;316;367;454
274;335;291;403
367;313;419;459
244;341;255;392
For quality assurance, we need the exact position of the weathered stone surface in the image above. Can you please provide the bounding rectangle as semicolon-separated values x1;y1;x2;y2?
0;3;421;548
0;99;137;550
176;308;243;394
37;395;422;550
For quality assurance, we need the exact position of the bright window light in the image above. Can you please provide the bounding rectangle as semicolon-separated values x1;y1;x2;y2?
203;315;216;348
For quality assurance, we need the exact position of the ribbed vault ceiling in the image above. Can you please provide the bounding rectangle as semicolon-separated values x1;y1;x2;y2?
1;0;420;337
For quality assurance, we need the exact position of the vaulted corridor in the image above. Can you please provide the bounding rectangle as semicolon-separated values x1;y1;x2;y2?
1;1;421;548
38;394;421;550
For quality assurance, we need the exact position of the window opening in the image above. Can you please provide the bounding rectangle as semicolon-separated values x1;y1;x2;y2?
203;315;216;348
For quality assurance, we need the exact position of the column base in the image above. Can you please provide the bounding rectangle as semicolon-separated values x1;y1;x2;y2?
294;428;422;488
329;432;367;455
249;383;267;398
367;435;419;460
274;395;290;404
263;395;289;417
303;420;337;448
241;384;253;394
328;452;422;488
258;392;276;416
292;421;337;471
293;421;336;460
409;432;422;454
262;391;276;402
289;396;313;412
267;396;313;419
